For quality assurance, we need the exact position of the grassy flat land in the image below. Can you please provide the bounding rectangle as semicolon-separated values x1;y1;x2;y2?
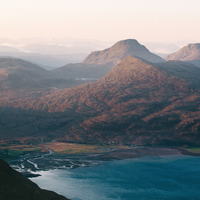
2;142;200;160
1;142;200;162
0;142;132;161
186;147;200;153
0;145;46;161
39;142;124;154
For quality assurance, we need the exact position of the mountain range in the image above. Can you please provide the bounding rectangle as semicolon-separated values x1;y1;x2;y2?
1;39;200;146
1;54;200;146
2;38;200;200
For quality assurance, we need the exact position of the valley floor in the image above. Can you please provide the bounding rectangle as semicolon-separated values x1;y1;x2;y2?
1;142;199;177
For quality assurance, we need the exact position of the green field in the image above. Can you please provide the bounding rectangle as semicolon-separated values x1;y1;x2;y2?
186;147;200;153
0;145;44;161
0;142;132;161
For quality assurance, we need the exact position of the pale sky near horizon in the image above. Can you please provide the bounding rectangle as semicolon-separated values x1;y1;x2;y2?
1;0;200;43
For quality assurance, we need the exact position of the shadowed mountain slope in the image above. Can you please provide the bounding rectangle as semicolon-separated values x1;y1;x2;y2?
165;43;200;67
0;158;69;200
155;60;200;89
51;63;109;78
52;39;164;79
1;56;200;145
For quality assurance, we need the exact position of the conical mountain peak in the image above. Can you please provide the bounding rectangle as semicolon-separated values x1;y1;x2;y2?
99;55;160;84
112;39;142;48
82;39;164;67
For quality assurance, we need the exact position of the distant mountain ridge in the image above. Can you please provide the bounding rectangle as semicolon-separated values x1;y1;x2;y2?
0;37;111;69
82;39;164;66
52;39;164;79
0;57;94;100
165;43;200;67
0;53;88;70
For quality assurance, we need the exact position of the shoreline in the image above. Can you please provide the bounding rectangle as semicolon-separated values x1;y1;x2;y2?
8;146;199;178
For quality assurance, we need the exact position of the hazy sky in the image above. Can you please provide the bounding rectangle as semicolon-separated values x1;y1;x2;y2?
1;0;200;43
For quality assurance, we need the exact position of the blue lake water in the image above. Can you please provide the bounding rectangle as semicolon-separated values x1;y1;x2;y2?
30;155;200;200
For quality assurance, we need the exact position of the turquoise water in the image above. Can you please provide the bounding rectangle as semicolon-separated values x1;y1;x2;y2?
31;155;200;200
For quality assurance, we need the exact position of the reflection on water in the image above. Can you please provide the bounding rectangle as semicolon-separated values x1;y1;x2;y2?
30;155;200;200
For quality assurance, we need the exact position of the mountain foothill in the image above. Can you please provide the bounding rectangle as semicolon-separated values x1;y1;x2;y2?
0;39;200;146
